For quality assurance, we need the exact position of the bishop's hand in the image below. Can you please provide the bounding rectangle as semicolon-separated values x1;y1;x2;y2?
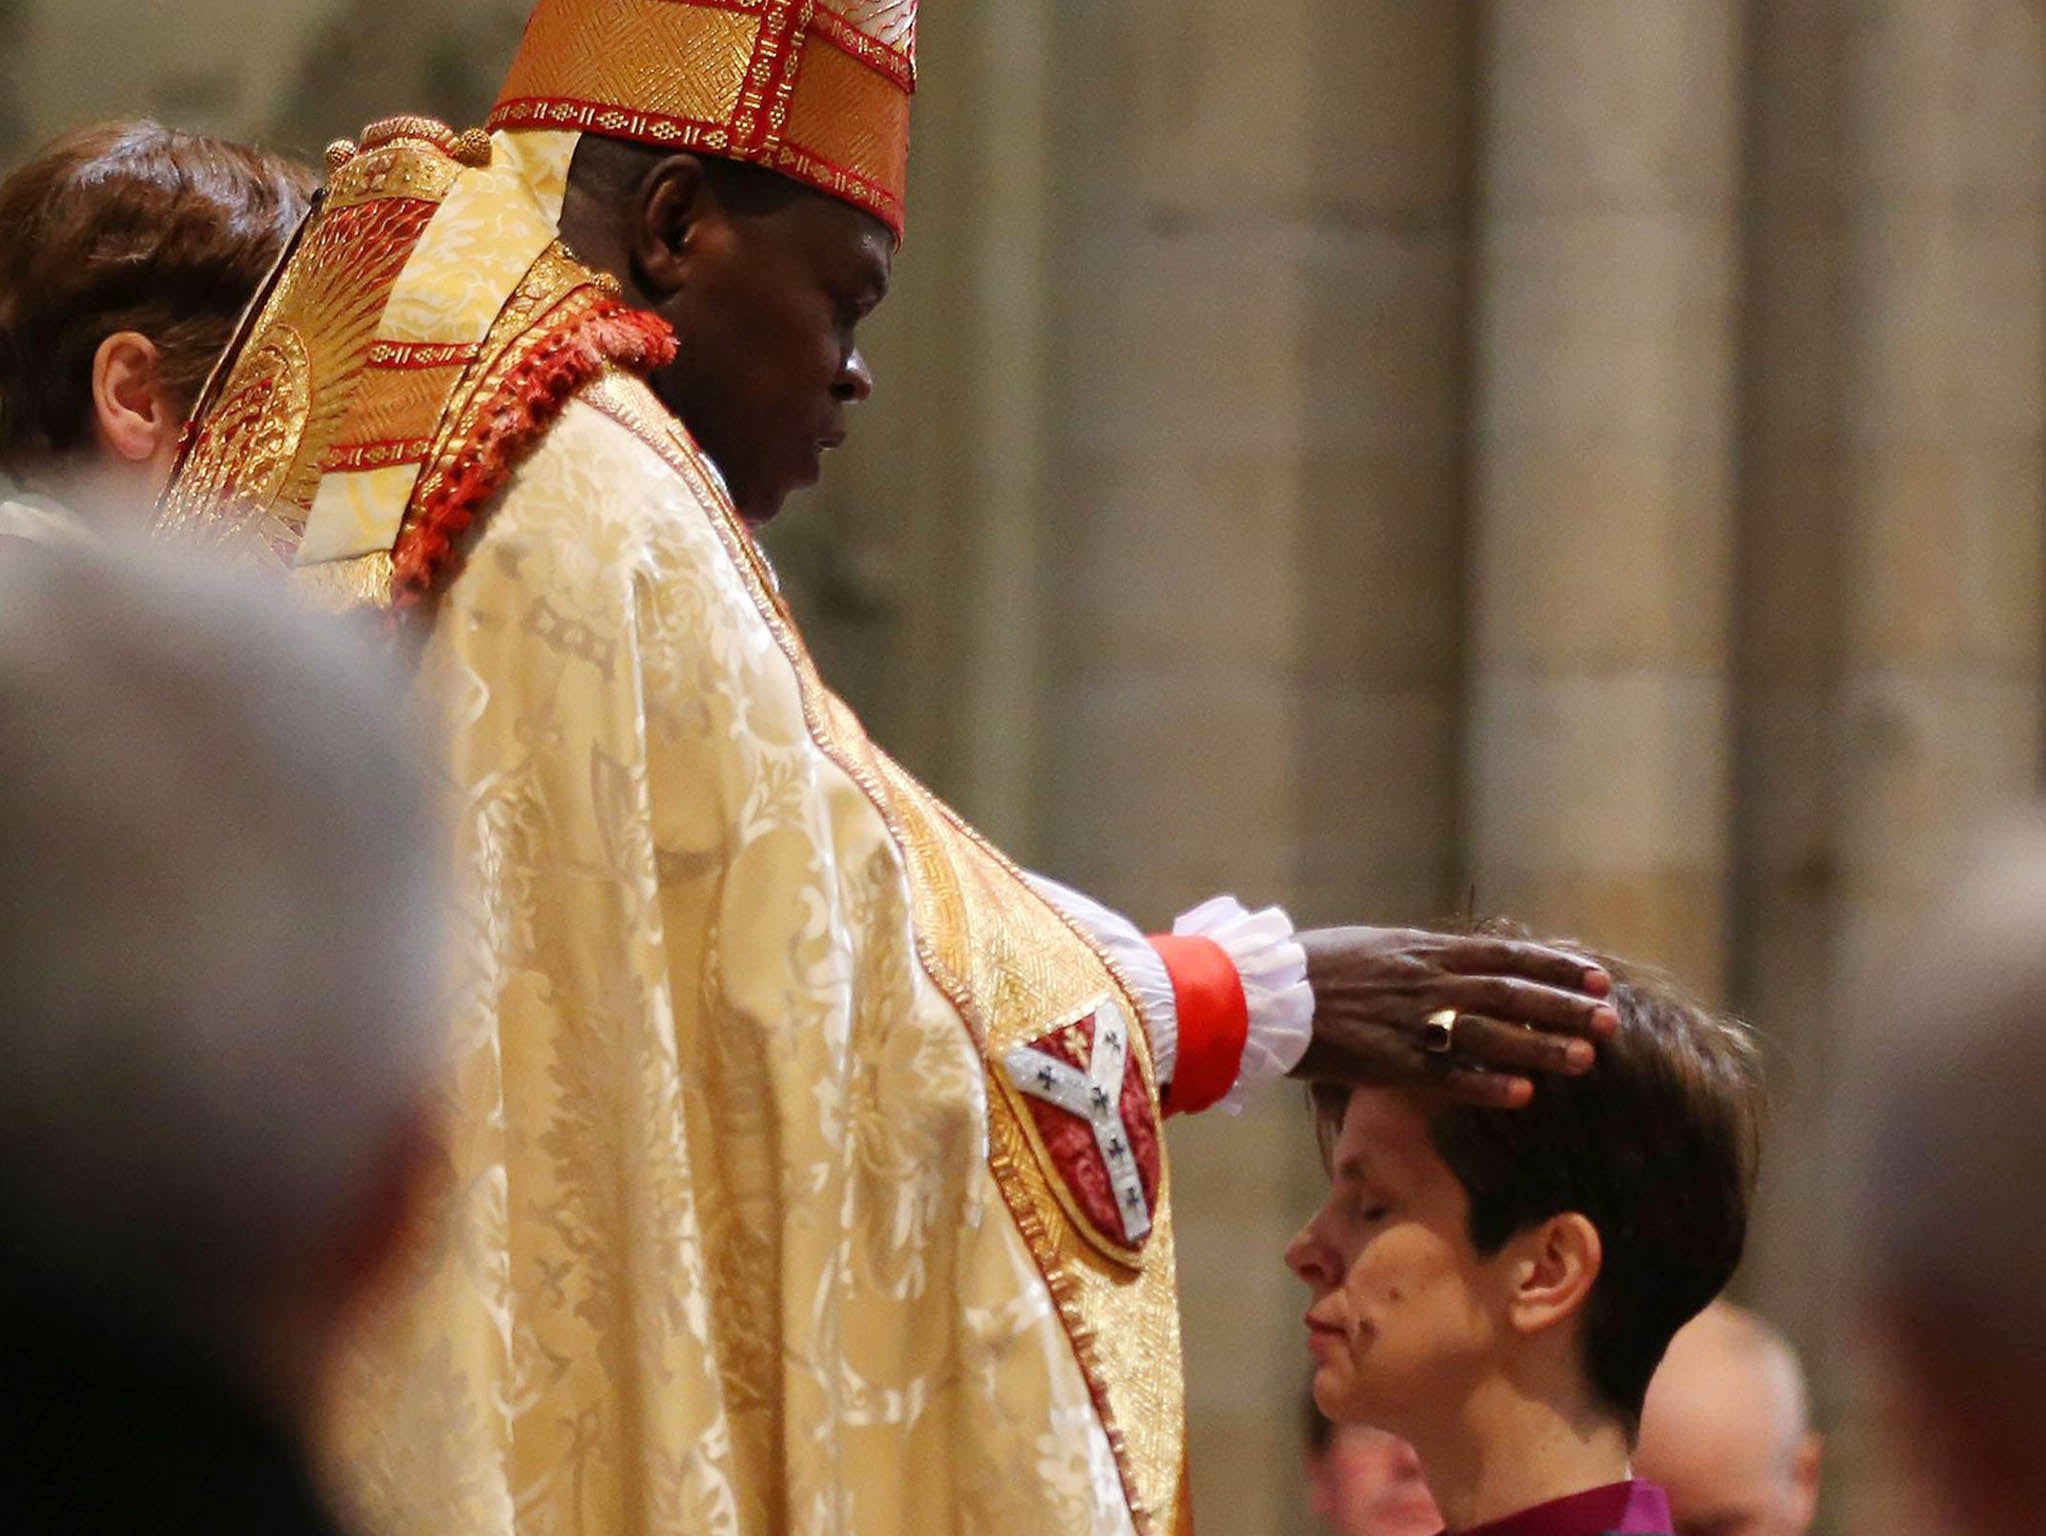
1290;927;1618;1108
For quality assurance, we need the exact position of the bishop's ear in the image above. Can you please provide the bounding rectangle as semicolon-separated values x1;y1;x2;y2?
632;153;714;299
91;331;178;466
1504;1211;1603;1338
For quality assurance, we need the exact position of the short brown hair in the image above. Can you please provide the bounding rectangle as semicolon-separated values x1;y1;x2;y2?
0;121;315;471
1312;941;1763;1435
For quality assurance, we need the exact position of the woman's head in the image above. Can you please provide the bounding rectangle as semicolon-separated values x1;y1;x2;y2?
0;121;315;494
1287;945;1763;1452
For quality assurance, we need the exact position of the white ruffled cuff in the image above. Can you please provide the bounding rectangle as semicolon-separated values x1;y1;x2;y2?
1025;877;1312;1115
1025;873;1181;1073
1171;897;1313;1114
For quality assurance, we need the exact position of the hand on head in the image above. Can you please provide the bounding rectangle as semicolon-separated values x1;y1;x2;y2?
1292;924;1620;1109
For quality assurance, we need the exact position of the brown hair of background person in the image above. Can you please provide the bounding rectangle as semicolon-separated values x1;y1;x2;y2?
0;120;313;478
1310;941;1763;1436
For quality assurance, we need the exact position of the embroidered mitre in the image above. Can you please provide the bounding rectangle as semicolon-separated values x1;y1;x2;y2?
491;0;916;236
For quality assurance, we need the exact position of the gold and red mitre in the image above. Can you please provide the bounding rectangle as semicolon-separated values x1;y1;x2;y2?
490;0;916;237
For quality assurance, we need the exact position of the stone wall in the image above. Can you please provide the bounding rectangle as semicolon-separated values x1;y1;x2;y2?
0;0;528;165
6;4;2044;1532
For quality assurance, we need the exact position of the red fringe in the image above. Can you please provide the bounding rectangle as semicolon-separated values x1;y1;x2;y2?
390;299;676;607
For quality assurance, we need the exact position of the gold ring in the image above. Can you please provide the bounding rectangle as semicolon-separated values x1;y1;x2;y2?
1421;1007;1459;1054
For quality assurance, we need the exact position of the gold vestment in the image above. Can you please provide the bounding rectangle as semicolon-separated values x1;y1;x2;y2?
157;121;1188;1536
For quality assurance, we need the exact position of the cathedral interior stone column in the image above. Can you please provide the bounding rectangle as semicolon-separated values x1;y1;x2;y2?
1731;0;1859;1409
1831;0;2046;990
1792;6;2046;1530
1466;0;1746;993
1033;2;1481;1528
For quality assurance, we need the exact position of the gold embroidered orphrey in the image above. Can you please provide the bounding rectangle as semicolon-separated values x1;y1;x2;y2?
155;116;1191;1536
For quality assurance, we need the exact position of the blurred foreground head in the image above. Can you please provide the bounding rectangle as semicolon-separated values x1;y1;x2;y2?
1846;818;2046;1536
0;542;445;1424
1302;1392;1441;1536
1635;1301;1821;1536
0;121;313;517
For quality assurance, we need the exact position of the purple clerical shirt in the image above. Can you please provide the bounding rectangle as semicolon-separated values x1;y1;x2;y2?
1452;1480;1674;1536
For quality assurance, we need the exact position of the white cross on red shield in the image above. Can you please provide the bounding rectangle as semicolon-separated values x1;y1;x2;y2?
1003;996;1163;1265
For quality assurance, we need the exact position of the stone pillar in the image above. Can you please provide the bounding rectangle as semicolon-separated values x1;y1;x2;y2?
1830;0;2046;986
14;0;331;149
1038;3;1479;1531
1466;0;1747;993
1730;0;1858;1384
1744;6;2045;1532
0;0;27;157
2;0;530;165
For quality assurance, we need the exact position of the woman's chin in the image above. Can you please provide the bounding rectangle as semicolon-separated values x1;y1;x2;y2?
1317;1371;1405;1433
1312;1363;1363;1422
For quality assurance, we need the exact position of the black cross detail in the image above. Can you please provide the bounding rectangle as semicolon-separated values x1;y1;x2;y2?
1104;1027;1123;1051
1123;1186;1144;1210
1106;1135;1127;1158
1035;1066;1056;1091
1090;1086;1112;1113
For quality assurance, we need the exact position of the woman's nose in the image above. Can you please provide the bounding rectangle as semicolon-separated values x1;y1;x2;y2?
1285;1222;1332;1290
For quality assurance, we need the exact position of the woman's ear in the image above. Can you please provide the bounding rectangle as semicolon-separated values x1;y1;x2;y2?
1505;1212;1602;1339
91;331;178;465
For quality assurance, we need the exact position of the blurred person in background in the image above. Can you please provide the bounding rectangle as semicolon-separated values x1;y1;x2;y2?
0;541;446;1536
155;5;1623;1531
1845;817;2046;1536
0;120;313;543
1634;1301;1821;1536
1303;1389;1442;1536
1288;946;1763;1536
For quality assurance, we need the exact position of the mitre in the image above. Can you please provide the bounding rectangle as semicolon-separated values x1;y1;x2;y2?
491;0;917;237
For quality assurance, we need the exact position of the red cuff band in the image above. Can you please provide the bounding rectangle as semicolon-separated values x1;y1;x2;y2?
1150;933;1251;1118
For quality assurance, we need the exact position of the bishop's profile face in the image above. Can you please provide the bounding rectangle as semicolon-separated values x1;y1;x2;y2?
650;181;893;526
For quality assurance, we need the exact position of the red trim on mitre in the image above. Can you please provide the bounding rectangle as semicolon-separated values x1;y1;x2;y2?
809;6;915;91
488;96;736;148
488;96;906;238
1149;934;1251;1118
769;141;905;235
486;0;914;238
388;298;677;607
730;0;810;153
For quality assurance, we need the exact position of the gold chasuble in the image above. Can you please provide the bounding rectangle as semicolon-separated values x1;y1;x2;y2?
154;7;1192;1528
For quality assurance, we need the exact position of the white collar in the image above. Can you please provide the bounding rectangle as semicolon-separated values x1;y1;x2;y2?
0;472;91;547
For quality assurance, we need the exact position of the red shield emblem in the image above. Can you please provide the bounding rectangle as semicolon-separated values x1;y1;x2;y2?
1003;996;1163;1265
